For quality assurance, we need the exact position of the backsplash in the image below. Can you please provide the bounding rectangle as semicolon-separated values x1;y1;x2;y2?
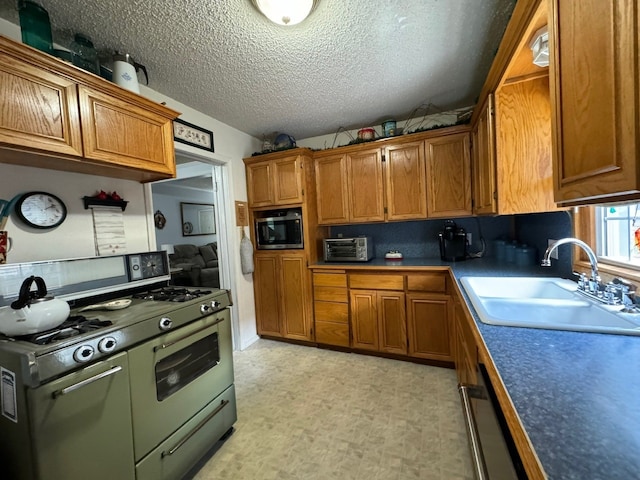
328;211;573;277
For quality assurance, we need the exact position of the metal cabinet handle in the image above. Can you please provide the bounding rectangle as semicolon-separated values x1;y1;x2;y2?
153;317;225;352
162;399;229;457
459;384;489;480
52;366;122;399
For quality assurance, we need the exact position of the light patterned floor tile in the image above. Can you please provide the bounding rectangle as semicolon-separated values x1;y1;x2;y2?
186;339;472;480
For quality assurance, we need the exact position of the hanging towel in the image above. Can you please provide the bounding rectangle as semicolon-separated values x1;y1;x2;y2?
240;228;254;274
92;207;127;256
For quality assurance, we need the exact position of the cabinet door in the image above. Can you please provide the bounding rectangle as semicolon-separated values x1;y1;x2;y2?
472;96;498;214
550;0;640;204
253;254;281;336
378;291;407;355
347;148;385;223
406;293;451;361
273;156;304;205
280;253;311;341
246;161;274;207
350;290;379;351
425;132;472;217
384;141;427;221
0;51;83;156
78;86;175;176
315;154;350;224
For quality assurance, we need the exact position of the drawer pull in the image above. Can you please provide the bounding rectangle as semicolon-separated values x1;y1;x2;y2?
52;366;122;398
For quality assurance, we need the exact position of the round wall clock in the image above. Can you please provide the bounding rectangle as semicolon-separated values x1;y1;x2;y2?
15;191;67;229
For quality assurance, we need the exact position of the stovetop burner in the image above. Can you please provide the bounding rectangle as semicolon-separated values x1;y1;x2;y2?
16;316;113;345
132;287;213;303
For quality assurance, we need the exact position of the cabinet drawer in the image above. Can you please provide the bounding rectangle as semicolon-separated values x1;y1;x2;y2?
315;321;350;347
314;285;348;303
314;301;349;324
406;273;447;293
349;274;404;290
313;272;347;287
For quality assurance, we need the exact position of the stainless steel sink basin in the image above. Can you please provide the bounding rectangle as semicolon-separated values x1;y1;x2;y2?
459;276;640;336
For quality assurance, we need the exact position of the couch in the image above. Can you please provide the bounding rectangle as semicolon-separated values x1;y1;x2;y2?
169;242;220;288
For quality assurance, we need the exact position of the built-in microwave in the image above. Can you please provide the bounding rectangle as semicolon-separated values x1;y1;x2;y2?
255;208;304;250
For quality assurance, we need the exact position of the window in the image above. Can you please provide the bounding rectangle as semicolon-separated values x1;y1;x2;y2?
595;203;640;268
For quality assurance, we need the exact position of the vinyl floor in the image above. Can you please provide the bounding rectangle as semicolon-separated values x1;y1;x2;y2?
189;339;473;480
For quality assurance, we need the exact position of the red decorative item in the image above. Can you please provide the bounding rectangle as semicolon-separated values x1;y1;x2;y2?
110;191;122;201
96;190;108;200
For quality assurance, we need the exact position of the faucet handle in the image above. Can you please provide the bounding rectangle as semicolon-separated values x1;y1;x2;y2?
612;277;637;305
572;271;588;290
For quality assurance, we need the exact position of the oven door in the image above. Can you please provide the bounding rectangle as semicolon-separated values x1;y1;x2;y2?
128;309;233;462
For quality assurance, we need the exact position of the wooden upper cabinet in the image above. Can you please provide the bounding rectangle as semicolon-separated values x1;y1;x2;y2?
0;50;83;156
347;148;385;223
274;157;304;205
471;0;559;215
0;35;179;182
315;153;349;224
472;96;498;215
246;161;273;207
78;86;175;176
550;0;640;205
384;141;427;221
425;132;472;217
246;154;303;208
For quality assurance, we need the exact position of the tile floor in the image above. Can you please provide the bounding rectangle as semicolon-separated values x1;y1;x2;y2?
190;339;473;480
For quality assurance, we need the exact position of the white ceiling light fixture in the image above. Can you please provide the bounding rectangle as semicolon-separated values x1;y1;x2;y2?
251;0;318;26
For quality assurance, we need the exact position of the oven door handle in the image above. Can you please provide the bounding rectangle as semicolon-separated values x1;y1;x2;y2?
51;366;123;399
153;317;225;352
459;384;490;480
162;399;230;457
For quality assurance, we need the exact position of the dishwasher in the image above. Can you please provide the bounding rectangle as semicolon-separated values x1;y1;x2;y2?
459;363;528;480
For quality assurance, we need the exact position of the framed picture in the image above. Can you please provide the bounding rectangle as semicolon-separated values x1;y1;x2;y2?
173;118;214;152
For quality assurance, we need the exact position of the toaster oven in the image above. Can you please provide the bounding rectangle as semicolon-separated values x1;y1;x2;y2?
323;237;373;262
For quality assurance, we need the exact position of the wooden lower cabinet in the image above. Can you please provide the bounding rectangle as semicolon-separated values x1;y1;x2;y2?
313;272;349;347
350;289;407;355
253;252;312;341
453;288;477;385
406;293;452;361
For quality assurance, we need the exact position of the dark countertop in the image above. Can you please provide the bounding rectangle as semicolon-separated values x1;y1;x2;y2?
311;257;640;480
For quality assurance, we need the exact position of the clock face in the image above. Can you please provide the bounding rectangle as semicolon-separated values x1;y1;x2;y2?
140;252;165;278
16;192;67;229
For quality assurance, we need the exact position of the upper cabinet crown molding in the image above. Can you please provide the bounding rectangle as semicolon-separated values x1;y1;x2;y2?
0;35;180;183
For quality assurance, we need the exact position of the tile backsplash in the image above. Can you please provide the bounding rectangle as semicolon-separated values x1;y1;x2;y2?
329;211;573;277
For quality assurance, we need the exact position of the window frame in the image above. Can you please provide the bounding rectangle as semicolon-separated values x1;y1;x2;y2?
574;206;640;284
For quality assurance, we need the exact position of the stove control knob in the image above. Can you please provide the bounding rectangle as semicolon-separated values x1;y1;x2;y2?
159;317;173;330
98;337;117;353
73;345;95;363
210;300;220;309
200;304;211;315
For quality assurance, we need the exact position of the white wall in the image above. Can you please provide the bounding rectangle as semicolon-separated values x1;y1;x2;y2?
0;17;262;350
153;187;217;247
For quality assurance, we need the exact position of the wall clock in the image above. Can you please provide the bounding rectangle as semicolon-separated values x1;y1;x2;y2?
15;191;67;229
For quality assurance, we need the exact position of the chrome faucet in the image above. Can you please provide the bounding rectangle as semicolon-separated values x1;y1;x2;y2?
541;238;600;293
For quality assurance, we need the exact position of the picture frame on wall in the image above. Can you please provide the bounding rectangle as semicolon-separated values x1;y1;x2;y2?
173;118;214;152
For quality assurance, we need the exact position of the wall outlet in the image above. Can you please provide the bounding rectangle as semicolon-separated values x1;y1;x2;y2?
548;239;558;259
466;232;472;245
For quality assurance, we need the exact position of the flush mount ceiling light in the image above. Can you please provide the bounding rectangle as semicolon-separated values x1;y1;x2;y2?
251;0;318;26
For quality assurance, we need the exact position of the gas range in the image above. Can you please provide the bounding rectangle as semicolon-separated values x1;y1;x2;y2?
0;286;232;387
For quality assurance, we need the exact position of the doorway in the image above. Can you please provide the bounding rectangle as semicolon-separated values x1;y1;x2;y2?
149;150;241;350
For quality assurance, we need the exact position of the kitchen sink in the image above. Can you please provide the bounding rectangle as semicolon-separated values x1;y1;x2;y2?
459;276;640;336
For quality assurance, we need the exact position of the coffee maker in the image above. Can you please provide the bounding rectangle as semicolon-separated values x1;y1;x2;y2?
438;220;467;261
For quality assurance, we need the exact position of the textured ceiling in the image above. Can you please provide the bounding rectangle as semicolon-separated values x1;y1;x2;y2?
0;0;515;140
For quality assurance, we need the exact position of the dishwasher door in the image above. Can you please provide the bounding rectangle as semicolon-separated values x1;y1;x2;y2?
459;364;525;480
